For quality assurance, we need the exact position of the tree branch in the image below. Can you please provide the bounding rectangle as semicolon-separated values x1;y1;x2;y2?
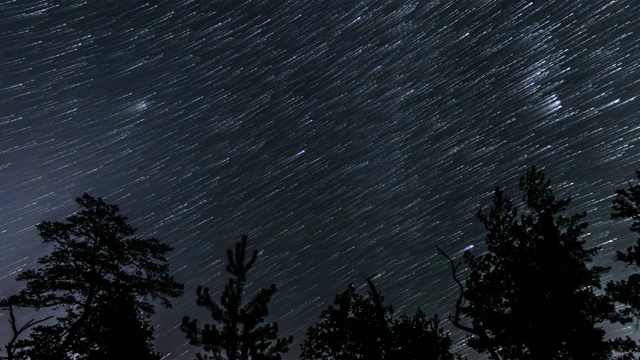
6;304;54;360
363;274;393;359
437;247;503;360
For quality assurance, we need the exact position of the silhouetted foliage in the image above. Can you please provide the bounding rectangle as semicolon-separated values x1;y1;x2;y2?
444;166;612;360
606;170;640;357
1;193;184;360
83;287;162;360
301;277;459;360
1;303;52;360
181;235;293;360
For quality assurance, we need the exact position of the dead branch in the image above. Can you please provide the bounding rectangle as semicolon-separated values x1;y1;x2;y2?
437;247;503;360
6;303;54;360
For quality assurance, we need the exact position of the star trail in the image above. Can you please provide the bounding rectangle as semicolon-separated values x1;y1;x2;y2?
1;1;639;359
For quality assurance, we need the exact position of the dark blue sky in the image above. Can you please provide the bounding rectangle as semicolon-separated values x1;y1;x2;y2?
1;1;639;359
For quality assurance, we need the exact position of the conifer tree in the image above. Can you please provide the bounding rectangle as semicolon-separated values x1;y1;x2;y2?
301;284;389;360
181;235;293;360
1;193;184;360
443;166;612;360
605;170;640;358
301;277;458;360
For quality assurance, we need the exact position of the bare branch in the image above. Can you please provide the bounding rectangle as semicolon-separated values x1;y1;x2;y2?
6;304;54;360
437;247;503;360
363;274;394;358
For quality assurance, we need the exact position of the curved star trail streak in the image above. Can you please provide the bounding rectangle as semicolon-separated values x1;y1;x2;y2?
1;1;639;359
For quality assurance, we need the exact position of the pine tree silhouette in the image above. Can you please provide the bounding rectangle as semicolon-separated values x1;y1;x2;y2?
182;235;293;360
443;166;612;360
0;193;183;360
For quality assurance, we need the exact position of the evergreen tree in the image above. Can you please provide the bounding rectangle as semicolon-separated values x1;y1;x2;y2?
1;193;184;360
444;166;612;360
181;235;293;360
301;277;458;360
605;170;640;358
393;312;456;360
301;284;389;360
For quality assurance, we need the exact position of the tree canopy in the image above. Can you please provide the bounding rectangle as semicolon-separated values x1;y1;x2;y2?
605;170;640;358
445;166;612;360
1;193;184;360
4;168;640;359
301;276;459;360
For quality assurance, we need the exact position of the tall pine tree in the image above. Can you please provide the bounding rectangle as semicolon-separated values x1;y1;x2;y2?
1;193;184;360
181;235;293;360
444;166;612;360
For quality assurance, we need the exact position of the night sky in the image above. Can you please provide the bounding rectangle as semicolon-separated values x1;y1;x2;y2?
1;1;639;359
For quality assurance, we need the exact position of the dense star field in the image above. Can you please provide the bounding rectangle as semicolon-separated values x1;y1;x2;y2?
1;1;639;359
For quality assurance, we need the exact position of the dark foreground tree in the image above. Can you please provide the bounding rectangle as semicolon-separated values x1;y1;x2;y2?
605;170;640;358
1;193;184;360
83;287;162;360
181;235;293;360
443;166;612;360
301;276;458;360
